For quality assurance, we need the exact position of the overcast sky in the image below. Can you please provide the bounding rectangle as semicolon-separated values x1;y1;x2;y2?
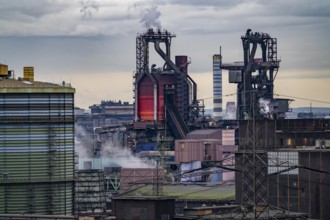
0;0;329;109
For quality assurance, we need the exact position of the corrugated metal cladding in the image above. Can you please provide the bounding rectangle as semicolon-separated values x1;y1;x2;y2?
222;130;235;145
186;129;235;144
138;75;154;121
137;70;176;123
175;139;237;163
0;87;75;215
267;150;330;220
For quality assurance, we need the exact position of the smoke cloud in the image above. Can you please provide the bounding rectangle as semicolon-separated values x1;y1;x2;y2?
224;102;236;119
259;98;274;119
80;0;100;18
100;137;154;168
140;6;162;30
259;98;270;114
75;125;93;158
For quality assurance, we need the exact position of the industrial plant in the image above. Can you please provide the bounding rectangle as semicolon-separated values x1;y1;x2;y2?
1;28;330;220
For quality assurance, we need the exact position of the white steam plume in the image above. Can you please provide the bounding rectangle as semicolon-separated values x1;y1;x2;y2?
75;125;93;158
259;98;270;114
140;6;162;30
80;0;100;18
100;132;153;168
225;102;236;119
259;98;274;119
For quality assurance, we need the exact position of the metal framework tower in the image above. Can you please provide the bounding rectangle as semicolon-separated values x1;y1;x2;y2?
222;29;280;120
238;29;280;120
134;29;198;125
152;160;163;196
238;91;269;219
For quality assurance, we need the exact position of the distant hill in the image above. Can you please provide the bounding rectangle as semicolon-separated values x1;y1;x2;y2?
292;107;330;114
204;107;330;118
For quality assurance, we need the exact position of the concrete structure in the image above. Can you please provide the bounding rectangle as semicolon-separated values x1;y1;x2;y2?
0;68;75;215
213;54;222;120
75;169;107;218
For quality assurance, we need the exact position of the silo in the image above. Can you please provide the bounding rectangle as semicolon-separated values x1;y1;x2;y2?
0;78;75;215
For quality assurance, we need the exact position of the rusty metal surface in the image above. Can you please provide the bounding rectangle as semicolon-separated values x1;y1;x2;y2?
175;139;237;163
120;168;164;193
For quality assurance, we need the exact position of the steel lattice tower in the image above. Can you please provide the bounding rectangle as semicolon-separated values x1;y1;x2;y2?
152;160;163;196
238;91;269;219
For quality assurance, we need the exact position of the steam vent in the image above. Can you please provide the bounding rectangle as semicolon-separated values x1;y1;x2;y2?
0;66;75;215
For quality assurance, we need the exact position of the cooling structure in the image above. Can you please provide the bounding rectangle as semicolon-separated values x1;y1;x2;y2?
0;72;75;215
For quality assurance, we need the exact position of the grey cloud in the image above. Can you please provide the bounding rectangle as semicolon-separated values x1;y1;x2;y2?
150;0;245;8
80;0;100;18
258;0;330;17
156;0;330;17
0;0;66;20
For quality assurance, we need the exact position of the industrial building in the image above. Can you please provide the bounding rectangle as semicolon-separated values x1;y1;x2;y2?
235;118;330;219
72;28;330;219
72;28;330;220
215;29;330;219
0;64;75;215
133;28;205;142
222;29;285;120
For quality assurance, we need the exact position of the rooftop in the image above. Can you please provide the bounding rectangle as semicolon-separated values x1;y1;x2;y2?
0;78;75;93
119;182;235;201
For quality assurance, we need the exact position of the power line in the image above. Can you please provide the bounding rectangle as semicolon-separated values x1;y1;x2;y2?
200;92;330;106
274;93;330;105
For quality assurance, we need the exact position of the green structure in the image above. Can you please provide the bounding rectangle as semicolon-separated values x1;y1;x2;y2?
0;75;75;215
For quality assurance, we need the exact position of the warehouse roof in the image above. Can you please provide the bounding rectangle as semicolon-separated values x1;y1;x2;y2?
119;182;235;201
0;78;75;93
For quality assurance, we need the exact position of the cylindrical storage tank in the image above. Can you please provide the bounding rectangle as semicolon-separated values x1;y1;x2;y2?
154;73;176;123
0;80;75;215
0;64;8;76
137;74;155;121
23;66;34;81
